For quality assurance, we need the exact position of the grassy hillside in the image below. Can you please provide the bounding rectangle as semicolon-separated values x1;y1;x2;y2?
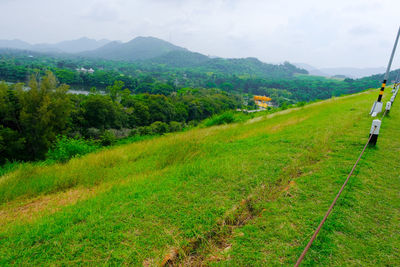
0;89;399;265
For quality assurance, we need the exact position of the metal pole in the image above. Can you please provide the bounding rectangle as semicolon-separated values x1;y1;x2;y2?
377;25;400;102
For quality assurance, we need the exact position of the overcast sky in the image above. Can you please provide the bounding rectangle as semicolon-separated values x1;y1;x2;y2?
1;0;399;68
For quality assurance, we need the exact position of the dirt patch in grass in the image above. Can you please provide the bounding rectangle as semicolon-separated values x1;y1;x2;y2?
0;187;98;229
158;132;333;266
161;168;322;265
282;180;296;192
245;116;265;124
161;183;293;266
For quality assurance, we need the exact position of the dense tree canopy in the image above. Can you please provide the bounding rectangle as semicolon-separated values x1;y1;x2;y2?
0;72;71;161
0;72;242;163
0;49;384;105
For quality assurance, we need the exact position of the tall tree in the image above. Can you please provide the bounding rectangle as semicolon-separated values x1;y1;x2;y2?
18;71;72;160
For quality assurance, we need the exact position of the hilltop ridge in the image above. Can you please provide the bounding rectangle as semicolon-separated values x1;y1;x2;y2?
0;37;111;53
80;36;188;61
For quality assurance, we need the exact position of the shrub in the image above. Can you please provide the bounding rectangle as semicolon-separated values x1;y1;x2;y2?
296;101;306;107
46;136;98;163
169;121;183;132
129;128;139;137
86;127;102;139
280;102;289;110
150;121;169;135
100;130;116;146
204;111;236;127
187;120;199;127
138;126;152;136
0;161;21;177
109;128;131;139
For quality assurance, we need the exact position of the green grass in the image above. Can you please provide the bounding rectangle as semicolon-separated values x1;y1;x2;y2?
0;161;25;178
0;90;399;265
202;110;257;127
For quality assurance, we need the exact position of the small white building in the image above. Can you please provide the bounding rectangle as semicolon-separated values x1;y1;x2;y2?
76;67;95;74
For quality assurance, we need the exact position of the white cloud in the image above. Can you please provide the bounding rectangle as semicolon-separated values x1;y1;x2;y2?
0;0;399;68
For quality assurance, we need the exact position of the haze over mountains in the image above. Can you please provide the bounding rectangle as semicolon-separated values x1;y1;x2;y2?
0;37;111;53
293;63;386;79
0;36;387;78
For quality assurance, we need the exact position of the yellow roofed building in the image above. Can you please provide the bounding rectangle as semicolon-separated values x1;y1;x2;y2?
253;95;272;108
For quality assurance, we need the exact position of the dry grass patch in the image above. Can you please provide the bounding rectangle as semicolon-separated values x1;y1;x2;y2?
0;186;97;229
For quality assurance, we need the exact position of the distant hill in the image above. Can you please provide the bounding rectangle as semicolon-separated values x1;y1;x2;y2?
148;50;210;67
293;63;329;76
0;37;111;53
197;58;308;77
0;37;388;79
147;51;307;77
359;68;400;84
294;63;386;78
0;39;31;50
49;37;111;53
0;36;307;79
319;67;386;79
81;36;188;61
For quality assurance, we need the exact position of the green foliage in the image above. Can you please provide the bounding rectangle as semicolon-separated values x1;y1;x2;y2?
204;111;236;126
116;134;154;146
280;102;289;110
0;126;25;164
80;94;121;130
149;121;169;135
129;128;139;137
106;80;125;102
296;101;306;107
100;130;116;146
0;161;21;177
169;121;183;132
137;125;152;136
0;50;381;104
0;72;71;162
46;136;99;163
0;50;383;165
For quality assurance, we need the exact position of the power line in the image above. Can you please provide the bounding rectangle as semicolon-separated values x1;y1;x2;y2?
295;86;397;265
294;126;377;267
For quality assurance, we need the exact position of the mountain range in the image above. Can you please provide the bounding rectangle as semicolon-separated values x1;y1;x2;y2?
0;36;191;61
0;37;111;53
80;36;188;61
0;36;387;78
294;62;386;79
0;36;203;64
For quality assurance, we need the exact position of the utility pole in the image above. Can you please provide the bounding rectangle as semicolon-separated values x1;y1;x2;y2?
370;25;400;117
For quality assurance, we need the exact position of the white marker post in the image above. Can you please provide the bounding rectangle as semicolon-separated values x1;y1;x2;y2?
369;119;381;146
385;101;392;114
370;102;383;117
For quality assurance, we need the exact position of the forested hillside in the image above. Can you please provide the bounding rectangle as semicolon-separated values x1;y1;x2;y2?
0;72;242;163
0;48;385;104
